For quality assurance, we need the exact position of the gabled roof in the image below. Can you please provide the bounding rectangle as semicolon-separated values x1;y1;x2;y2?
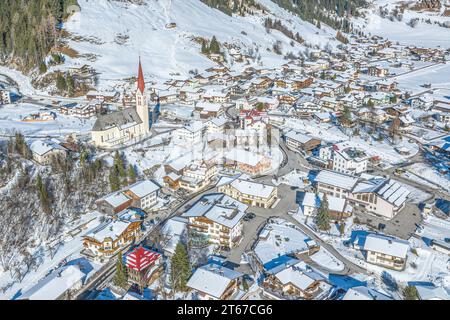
101;191;131;208
416;284;450;300
19;265;85;300
30;139;66;156
376;179;410;207
315;170;358;191
227;178;276;199
92;108;142;132
285;130;318;144
342;286;393;300
182;193;248;229
187;263;242;299
301;192;350;213
127;180;160;198
363;234;409;258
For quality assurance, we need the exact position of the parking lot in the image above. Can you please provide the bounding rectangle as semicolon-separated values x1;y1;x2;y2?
225;183;301;264
353;203;422;240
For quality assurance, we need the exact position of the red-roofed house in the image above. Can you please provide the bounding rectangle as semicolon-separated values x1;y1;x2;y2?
125;246;163;290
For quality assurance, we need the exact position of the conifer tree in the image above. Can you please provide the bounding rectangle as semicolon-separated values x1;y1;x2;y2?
113;252;128;289
316;194;331;231
56;73;67;92
170;243;191;292
128;164;137;184
66;74;75;96
36;174;51;213
109;166;120;192
39;61;47;74
209;36;221;54
402;285;419;300
114;151;126;178
342;105;352;124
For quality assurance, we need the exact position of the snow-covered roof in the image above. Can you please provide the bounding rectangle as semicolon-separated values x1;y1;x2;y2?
204;205;246;229
255;222;310;265
352;178;386;194
416;285;450;300
363;234;409;258
182;193;248;228
182;121;205;133
272;262;316;291
187;263;242;299
86;220;132;243
196;102;223;112
162;217;188;255
342;286;393;300
315;170;358;190
302;192;348;213
102;191;131;208
285;130;317;144
19;265;85;300
207;116;228;127
30;139;66;156
228;178;276;199
127;180;160;198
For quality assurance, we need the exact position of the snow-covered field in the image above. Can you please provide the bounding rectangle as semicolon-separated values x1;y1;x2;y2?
401;171;439;190
392;63;450;95
0;103;94;138
408;163;450;192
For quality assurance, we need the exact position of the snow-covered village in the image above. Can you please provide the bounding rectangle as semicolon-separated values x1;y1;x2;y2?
0;0;449;304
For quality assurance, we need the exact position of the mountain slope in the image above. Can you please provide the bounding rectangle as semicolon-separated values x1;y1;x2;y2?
59;0;338;87
353;0;450;48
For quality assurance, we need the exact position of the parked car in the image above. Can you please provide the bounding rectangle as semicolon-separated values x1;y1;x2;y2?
244;212;256;221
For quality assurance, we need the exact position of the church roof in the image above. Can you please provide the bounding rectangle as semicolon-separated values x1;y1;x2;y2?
92;108;143;132
137;59;145;94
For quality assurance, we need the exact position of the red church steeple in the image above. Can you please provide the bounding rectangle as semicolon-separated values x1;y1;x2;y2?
137;58;145;94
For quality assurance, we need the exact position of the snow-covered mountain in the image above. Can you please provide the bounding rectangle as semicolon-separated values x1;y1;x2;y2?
354;0;450;48
60;0;338;87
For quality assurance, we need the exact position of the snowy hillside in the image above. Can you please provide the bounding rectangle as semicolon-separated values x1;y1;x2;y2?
354;0;450;48
61;0;337;87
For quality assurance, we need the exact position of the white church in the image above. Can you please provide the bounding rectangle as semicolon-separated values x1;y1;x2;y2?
91;60;150;148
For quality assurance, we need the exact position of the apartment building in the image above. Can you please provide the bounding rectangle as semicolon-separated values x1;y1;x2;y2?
82;219;142;262
315;170;410;219
179;161;218;193
218;178;277;209
315;170;358;199
284;130;321;153
348;176;410;219
354;233;409;271
319;145;369;175
123;180;161;211
172;121;205;144
182;193;248;250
